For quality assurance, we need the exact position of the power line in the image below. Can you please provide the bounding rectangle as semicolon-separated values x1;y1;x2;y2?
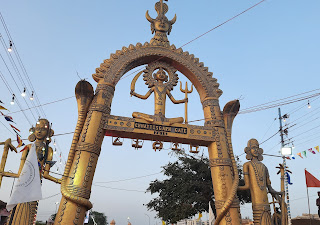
93;184;145;193
0;11;47;119
41;193;61;201
7;96;74;115
239;92;320;114
0;119;15;135
180;0;267;48
259;118;277;143
0;35;42;118
260;130;280;145
242;88;320;111
94;172;161;184
0;35;39;121
289;123;320;141
120;0;268;82
188;91;320;124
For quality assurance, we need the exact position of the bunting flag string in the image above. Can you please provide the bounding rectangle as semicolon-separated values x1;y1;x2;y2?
16;135;24;148
1;104;24;148
294;145;320;159
0;105;8;111
10;124;20;132
302;151;307;158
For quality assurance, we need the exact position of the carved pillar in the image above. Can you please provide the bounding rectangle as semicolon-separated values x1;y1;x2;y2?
55;82;114;224
202;97;241;225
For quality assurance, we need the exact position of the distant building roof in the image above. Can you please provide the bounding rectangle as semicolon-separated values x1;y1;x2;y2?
0;200;6;209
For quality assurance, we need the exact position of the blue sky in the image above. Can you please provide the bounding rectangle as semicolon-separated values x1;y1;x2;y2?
0;0;320;224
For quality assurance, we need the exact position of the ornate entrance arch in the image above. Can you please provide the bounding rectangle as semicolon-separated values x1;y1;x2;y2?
55;1;241;224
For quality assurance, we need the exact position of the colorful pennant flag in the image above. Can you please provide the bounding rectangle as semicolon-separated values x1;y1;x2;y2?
4;115;15;123
16;135;24;148
0;100;3;104
10;124;20;132
315;146;319;153
308;148;316;154
302;151;307;158
286;172;293;185
297;152;303;158
13;129;21;137
197;212;203;221
20;145;29;152
0;105;8;110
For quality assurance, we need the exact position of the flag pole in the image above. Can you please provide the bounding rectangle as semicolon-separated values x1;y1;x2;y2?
305;169;312;225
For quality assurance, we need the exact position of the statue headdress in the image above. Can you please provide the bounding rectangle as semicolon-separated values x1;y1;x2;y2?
28;119;54;142
244;138;263;161
146;0;177;47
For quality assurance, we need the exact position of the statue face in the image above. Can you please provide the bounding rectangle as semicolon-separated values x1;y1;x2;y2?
155;69;168;82
35;120;49;140
250;145;259;158
154;18;169;32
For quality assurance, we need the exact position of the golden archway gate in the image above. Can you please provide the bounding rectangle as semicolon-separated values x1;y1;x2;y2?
55;1;242;224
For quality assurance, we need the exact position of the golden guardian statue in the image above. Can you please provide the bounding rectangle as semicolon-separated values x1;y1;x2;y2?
238;139;282;225
1;119;61;225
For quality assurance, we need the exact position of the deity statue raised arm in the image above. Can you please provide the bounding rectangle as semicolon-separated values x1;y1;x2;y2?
238;139;282;225
131;61;187;125
1;119;61;225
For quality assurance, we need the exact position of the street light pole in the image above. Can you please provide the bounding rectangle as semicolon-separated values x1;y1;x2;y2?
145;213;151;225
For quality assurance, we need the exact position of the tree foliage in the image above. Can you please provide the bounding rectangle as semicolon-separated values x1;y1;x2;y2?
146;154;250;224
88;211;108;225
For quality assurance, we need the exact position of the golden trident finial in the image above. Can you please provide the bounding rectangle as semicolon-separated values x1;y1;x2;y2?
180;81;193;124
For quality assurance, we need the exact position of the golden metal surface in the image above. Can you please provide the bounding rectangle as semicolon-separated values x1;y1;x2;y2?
0;138;17;187
131;61;186;125
104;115;215;146
180;81;193;124
55;1;242;224
3;119;61;225
238;139;282;225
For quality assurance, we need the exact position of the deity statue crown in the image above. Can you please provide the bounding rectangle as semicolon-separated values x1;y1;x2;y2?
146;0;177;47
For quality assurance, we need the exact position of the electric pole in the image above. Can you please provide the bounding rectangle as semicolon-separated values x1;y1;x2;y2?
278;108;291;225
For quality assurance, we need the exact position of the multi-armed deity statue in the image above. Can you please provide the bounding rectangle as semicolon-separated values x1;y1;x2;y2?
131;62;187;124
0;119;60;225
238;139;283;225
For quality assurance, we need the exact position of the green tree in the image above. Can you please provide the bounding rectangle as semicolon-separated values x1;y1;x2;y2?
35;221;46;225
146;154;250;224
88;211;108;225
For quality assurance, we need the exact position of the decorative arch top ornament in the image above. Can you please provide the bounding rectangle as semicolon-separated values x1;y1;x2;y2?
93;0;222;102
93;42;222;102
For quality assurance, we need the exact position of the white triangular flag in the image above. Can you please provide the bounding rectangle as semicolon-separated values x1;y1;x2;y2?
7;143;42;211
209;201;215;225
